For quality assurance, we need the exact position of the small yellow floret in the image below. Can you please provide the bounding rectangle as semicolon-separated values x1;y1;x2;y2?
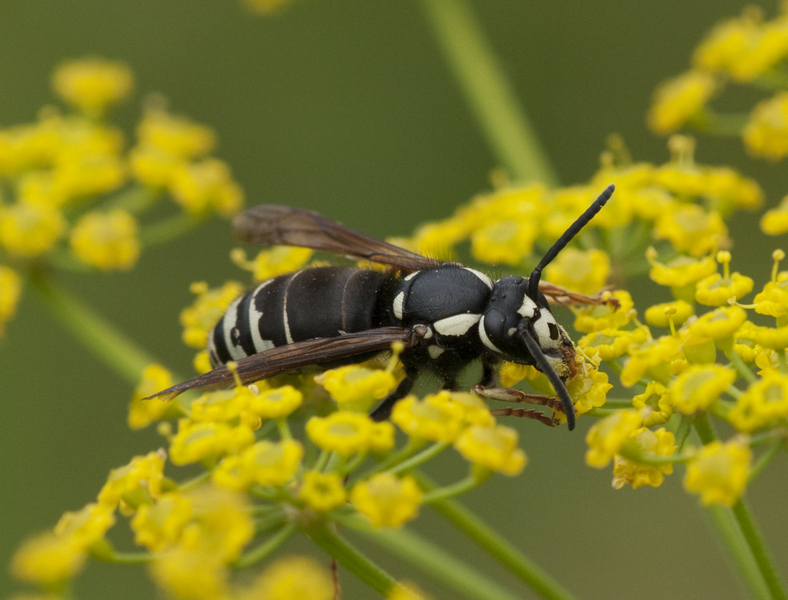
52;57;133;116
169;419;255;465
11;532;87;585
753;274;788;317
761;195;788;235
317;365;397;412
246;384;303;419
684;439;751;506
572;290;634;333
544;248;610;296
620;335;680;387
231;245;313;283
299;471;347;512
695;272;754;306
728;372;788;432
242;439;304;487
136;109;216;158
565;364;612;418
585;409;643;468
180;281;245;349
306;411;375;457
239;555;334;600
0;265;22;334
685;305;748;344
667;364;737;414
612;427;676;489
632;381;673;426
70;209;140;271
350;472;423;528
391;392;466;443
577;326;650;362
647;70;717;135
644;299;694;329
648;252;718;288
471;219;536;266
654;205;728;257
128;364;175;429
454;424;527;476
131;492;192;552
0;201;66;257
97;450;166;508
168;158;244;217
744;92;788;160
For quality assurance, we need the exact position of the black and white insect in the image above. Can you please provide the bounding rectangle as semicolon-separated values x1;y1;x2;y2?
153;184;615;431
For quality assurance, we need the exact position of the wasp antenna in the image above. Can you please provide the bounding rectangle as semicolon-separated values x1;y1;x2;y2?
527;184;615;301
518;321;576;430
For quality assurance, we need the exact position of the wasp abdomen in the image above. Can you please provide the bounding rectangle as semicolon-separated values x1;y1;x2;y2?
208;266;391;367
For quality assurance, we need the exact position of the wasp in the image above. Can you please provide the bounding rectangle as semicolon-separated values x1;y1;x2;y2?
153;184;615;430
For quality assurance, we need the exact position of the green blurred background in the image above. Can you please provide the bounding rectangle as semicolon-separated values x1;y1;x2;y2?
2;1;787;598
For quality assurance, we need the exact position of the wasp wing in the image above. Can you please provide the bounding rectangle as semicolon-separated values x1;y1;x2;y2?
149;327;415;400
233;205;445;271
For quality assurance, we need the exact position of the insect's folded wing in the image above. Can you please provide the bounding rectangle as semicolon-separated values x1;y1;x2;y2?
233;204;444;271
148;327;415;400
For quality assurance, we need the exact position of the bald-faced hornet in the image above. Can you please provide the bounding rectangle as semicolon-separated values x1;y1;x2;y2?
153;185;615;430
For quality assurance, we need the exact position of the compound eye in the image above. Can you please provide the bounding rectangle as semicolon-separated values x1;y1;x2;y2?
483;308;507;340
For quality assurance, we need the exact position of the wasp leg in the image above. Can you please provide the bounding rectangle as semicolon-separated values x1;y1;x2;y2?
369;370;417;421
489;407;557;427
471;385;566;414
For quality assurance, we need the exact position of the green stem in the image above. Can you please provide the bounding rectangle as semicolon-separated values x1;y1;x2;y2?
419;0;558;185
234;522;298;569
29;274;160;385
139;212;204;247
341;515;524;600
305;521;397;596
413;471;578;600
732;499;788;600
726;349;757;384
694;414;785;600
674;415;693;451
388;441;450;475
422;473;480;503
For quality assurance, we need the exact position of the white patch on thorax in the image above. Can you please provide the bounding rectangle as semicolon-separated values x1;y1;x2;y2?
428;345;445;359
433;313;481;337
463;267;493;290
393;291;405;320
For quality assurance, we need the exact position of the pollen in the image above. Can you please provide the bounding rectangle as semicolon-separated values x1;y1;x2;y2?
566;364;612;417
350;472;423;529
69;209;141;271
454;424;527;476
647;70;717;135
52;57;133;117
684;439;752;506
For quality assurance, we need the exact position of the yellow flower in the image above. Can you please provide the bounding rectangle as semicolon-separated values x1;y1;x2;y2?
231;245;313;283
729;14;788;82
52;57;133;116
443;391;495;427
128;364;176;429
180;281;245;349
136;109;216;158
684;439;751;506
648;251;717;288
585;409;642;468
727;372;788;432
350;472;423;528
695;273;753;306
316;365;397;413
620;335;680;387
761;196;788;235
644;299;694;329
454;424;527;476
149;538;230;600
0;265;22;334
169;419;255;465
0;201;66;257
11;532;86;585
631;381;673;426
753;273;788;317
97;451;165;509
544;248;610;296
129;145;186;189
684;305;748;344
69;209;140;271
565;363;611;417
168;158;244;217
411;217;468;260
306;411;375;457
647;70;717;135
747;323;788;350
667;364;737;414
54;502;116;548
744;92;788;160
612;427;676;489
237;555;334;600
391;392;466;443
471;219;537;266
369;420;397;453
572;290;634;333
693;9;758;74
299;471;347;512
213;439;304;490
243;384;301;419
654;205;728;257
577;326;650;361
131;492;193;552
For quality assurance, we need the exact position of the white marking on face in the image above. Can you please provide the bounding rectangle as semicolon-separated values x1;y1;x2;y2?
434;313;482;337
517;295;537;318
428;345;445;359
463;267;493;290
223;296;247;360
249;280;275;353
478;315;503;353
393;291;405;320
533;313;560;352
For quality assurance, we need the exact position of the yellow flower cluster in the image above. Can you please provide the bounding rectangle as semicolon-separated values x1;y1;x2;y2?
0;58;245;340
